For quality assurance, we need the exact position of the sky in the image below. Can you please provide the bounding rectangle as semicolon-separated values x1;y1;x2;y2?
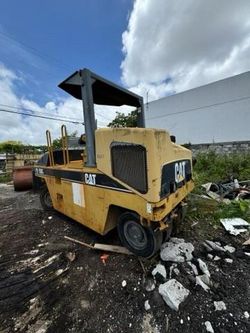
0;0;250;144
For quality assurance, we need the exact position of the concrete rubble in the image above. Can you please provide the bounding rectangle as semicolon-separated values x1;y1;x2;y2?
152;263;167;279
144;300;151;311
214;301;227;311
160;238;194;262
205;321;214;333
197;259;210;277
158;279;190;311
244;311;249;319
196;275;210;292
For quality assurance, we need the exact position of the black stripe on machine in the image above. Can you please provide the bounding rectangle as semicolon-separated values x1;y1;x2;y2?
34;167;132;193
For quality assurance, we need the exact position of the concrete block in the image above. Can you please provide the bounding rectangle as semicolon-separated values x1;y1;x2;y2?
159;279;190;311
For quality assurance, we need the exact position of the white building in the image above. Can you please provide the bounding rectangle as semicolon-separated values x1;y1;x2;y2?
145;72;250;144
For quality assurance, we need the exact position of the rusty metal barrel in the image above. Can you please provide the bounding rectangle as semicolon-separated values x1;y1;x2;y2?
13;166;33;191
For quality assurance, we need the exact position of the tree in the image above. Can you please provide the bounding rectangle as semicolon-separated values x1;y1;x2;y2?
108;110;138;128
0;141;24;153
52;130;78;149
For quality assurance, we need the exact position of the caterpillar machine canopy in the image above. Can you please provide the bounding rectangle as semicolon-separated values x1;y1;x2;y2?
34;68;194;257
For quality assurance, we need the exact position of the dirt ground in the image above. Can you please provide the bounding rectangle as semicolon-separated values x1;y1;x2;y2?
0;184;249;333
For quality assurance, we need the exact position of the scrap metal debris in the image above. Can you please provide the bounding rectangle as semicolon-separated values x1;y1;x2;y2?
220;218;249;236
202;179;250;202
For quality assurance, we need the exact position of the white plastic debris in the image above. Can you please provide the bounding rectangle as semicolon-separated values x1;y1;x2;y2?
152;264;166;279
144;300;151;311
196;275;210;292
205;321;214;333
48;216;52;220
220;218;249;236
198;259;210;277
207;254;213;260
159;279;190;311
224;245;235;253
160;239;194;262
122;280;127;287
224;258;233;264
244;311;249;319
213;256;221;261
245;252;250;257
214;301;227;311
180;319;183;324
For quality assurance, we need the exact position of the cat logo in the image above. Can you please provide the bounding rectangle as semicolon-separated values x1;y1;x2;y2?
175;161;186;183
85;173;96;185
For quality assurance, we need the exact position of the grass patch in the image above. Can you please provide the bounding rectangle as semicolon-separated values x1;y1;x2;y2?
0;173;12;183
187;152;250;227
193;151;250;188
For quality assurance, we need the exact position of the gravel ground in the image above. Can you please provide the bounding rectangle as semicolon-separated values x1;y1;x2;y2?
0;184;249;333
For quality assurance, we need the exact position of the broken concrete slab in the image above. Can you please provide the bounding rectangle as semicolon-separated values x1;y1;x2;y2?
220;218;249;236
224;258;233;264
152;264;166;279
187;262;199;276
204;240;226;253
160;239;194;262
158;279;190;311
224;245;236;253
214;301;227;311
242;238;250;246
196;275;210;292
197;259;210;277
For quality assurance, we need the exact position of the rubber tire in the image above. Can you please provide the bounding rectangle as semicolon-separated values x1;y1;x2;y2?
117;212;163;258
40;187;53;211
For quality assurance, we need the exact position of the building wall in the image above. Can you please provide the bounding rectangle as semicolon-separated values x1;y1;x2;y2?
145;72;250;144
188;140;250;156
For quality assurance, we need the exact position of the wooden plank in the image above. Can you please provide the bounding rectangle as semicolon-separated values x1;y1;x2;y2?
64;236;132;255
64;236;94;249
93;243;132;255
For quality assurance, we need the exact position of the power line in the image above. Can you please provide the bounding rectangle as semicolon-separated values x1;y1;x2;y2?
147;95;250;120
0;103;112;124
0;103;83;122
0;108;84;125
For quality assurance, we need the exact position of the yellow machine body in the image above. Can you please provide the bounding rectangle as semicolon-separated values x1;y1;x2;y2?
35;127;194;235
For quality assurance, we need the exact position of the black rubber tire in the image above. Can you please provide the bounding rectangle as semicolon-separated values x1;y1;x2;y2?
117;212;163;258
40;187;53;211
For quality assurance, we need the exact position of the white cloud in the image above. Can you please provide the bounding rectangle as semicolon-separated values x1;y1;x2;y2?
121;0;250;98
0;64;85;144
0;63;134;144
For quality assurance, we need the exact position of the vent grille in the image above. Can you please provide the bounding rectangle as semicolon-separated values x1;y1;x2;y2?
111;142;148;193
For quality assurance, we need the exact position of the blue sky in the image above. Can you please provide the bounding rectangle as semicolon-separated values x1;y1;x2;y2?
0;0;250;144
0;0;132;105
